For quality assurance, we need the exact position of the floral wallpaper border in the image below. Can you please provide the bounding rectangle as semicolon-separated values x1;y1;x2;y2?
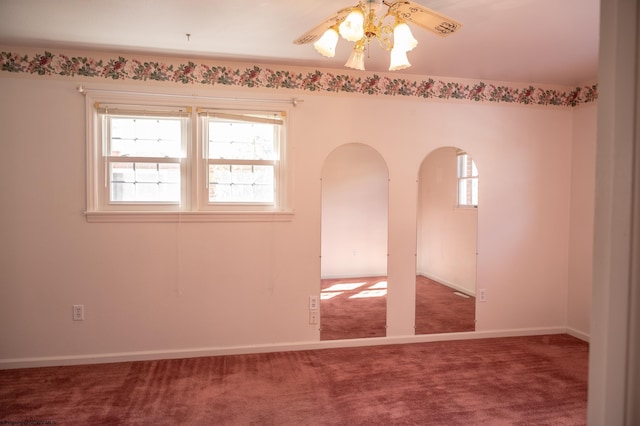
1;50;597;107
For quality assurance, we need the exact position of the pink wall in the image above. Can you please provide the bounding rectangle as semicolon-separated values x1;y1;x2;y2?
471;103;573;331
568;103;597;339
0;61;590;366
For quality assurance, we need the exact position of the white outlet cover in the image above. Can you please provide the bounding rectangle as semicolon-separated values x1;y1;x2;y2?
73;304;84;321
309;295;319;310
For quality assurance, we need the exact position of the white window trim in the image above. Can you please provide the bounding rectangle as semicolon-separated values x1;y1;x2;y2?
456;151;479;208
197;109;286;212
83;89;294;222
454;206;478;213
96;107;190;212
84;211;295;223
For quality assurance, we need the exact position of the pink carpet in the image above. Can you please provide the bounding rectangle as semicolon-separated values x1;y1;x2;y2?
0;334;588;425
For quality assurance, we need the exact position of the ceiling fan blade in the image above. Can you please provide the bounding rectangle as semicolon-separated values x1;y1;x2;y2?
386;1;463;37
293;7;353;45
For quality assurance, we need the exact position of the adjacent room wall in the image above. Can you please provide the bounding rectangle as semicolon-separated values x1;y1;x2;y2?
321;143;388;279
416;146;478;295
567;102;597;339
0;56;586;366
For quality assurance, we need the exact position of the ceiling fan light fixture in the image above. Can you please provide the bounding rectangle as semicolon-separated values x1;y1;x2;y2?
313;27;339;57
393;21;418;52
294;1;462;72
338;9;365;42
388;46;411;71
345;42;366;70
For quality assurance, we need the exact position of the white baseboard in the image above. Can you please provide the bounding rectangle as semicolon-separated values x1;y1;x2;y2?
418;272;476;296
0;327;570;370
566;327;590;342
320;273;387;280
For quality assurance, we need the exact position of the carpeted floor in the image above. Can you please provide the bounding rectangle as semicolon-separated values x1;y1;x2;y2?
320;276;388;340
415;275;476;335
0;334;588;425
320;275;475;340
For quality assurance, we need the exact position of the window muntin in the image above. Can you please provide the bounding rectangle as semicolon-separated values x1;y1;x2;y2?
109;116;182;158
208;164;274;203
457;152;478;207
207;116;278;161
109;162;181;203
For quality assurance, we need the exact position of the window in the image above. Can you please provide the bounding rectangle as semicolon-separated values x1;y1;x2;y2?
85;92;292;222
201;111;284;209
457;151;478;207
99;107;188;209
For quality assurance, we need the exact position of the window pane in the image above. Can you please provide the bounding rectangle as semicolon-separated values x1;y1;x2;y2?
208;121;276;160
459;178;469;205
209;164;274;203
457;154;466;178
110;117;182;158
457;154;477;178
457;152;478;207
471;177;479;205
110;162;180;202
458;177;479;206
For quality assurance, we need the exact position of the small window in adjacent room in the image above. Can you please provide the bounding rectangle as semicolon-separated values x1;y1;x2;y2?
457;150;478;207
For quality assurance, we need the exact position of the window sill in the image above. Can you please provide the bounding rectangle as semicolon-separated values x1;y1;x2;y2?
454;206;478;214
85;210;295;223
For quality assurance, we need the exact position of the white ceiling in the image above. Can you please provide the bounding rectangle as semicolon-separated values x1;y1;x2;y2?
0;0;599;87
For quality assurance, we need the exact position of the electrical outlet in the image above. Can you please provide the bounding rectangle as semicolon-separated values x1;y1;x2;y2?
478;289;486;302
309;295;319;310
73;304;84;321
309;310;319;325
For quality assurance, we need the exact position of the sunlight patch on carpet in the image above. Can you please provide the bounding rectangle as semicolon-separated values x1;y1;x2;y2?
321;291;343;300
369;281;387;289
324;282;366;292
349;289;387;298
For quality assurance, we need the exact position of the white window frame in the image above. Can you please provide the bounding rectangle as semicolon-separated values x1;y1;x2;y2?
95;105;190;212
84;90;293;222
456;151;479;208
198;109;286;212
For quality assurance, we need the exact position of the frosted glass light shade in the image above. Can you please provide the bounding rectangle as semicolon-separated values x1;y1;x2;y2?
314;28;339;57
389;47;411;71
393;22;418;51
345;45;366;70
339;10;365;42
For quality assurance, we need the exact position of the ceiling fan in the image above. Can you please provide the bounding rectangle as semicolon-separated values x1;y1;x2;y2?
294;0;463;71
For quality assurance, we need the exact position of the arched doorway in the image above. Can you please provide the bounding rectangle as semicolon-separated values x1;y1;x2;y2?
415;146;478;334
320;143;389;340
